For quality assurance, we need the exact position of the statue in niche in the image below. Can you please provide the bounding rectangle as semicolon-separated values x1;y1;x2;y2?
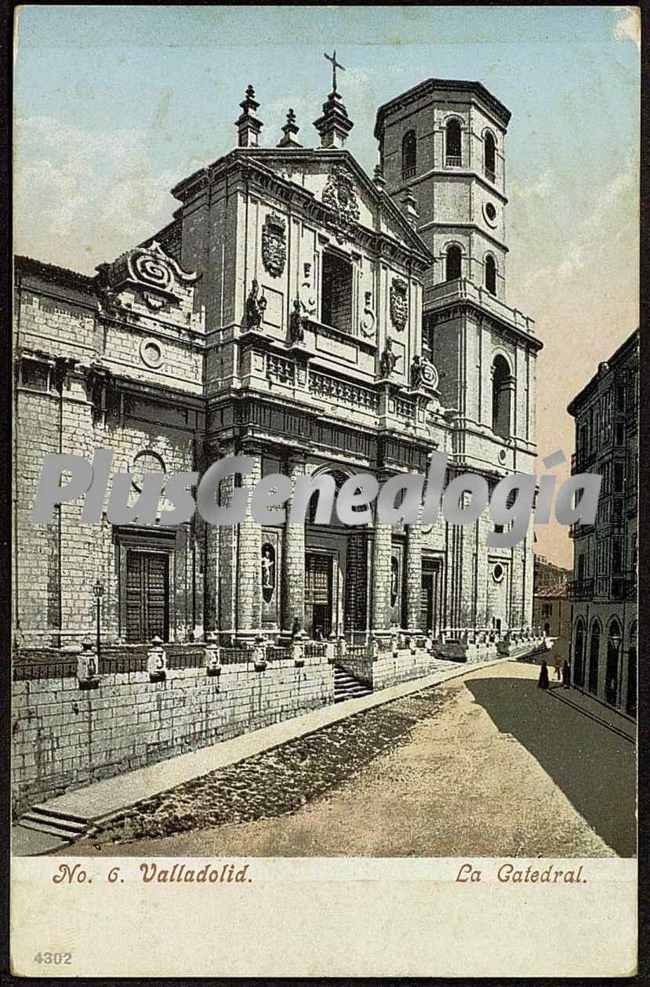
379;337;398;378
289;298;305;344
261;543;276;603
299;263;318;321
245;278;267;330
360;290;376;338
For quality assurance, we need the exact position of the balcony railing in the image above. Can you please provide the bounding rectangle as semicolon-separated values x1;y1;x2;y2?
309;369;379;414
567;578;594;600
423;278;535;335
485;167;496;183
446;155;462;167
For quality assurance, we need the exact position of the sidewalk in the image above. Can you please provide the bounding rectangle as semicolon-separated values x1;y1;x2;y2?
546;684;636;742
13;656;507;856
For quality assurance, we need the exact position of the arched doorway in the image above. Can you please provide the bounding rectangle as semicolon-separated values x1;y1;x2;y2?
606;619;622;706
573;619;585;687
588;619;600;695
626;621;637;717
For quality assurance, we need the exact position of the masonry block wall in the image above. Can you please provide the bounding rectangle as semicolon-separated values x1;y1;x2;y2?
12;654;335;815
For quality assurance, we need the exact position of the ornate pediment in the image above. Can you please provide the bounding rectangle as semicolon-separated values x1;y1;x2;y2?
97;241;197;303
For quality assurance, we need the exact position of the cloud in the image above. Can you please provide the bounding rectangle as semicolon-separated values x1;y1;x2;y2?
613;7;641;49
14;115;184;273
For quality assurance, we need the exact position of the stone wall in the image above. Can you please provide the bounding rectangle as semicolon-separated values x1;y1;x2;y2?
12;653;334;815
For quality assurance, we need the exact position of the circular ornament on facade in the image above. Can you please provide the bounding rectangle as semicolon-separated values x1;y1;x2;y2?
130;450;166;492
483;201;498;228
492;562;505;583
140;338;164;369
421;524;434;535
498;449;507;464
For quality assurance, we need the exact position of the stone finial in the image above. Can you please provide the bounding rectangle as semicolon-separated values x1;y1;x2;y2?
235;84;263;148
401;187;419;228
278;108;301;148
313;90;353;149
373;164;386;191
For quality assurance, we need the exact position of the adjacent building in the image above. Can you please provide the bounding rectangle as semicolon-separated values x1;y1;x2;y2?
567;329;638;717
13;75;541;653
533;555;571;660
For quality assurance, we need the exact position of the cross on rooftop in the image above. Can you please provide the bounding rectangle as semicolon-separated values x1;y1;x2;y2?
324;50;345;93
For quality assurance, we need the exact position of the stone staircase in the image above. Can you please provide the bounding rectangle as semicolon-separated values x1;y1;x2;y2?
333;665;373;703
16;804;89;846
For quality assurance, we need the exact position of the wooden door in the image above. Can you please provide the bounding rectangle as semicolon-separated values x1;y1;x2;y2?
305;553;333;637
126;550;169;642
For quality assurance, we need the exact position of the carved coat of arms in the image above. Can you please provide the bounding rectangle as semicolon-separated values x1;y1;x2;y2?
322;167;360;240
390;278;409;332
261;214;287;278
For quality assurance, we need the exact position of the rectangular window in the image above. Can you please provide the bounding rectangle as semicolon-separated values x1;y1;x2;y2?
321;251;353;333
614;461;624;492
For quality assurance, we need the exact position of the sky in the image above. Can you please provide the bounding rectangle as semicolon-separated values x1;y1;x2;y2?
13;5;640;567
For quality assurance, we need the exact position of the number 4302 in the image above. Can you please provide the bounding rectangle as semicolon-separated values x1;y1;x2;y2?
33;952;72;965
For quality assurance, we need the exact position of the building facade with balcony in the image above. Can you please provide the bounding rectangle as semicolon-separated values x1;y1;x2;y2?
567;329;638;717
13;77;541;654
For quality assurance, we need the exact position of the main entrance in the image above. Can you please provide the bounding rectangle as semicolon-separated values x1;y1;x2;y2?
125;549;169;642
304;551;333;638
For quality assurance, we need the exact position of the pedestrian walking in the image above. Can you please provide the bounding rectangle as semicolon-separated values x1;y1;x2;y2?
538;659;549;690
553;653;562;681
562;659;571;689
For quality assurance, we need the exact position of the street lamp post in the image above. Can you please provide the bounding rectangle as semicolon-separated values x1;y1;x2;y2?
609;625;622;707
93;579;105;662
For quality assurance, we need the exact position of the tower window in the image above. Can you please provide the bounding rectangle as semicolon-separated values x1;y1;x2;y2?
484;131;496;181
485;255;497;295
321;251;353;332
492;355;511;438
445;244;462;282
445;119;462;166
401;130;416;178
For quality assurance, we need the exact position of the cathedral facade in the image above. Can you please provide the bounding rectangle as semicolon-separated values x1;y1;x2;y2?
13;75;541;651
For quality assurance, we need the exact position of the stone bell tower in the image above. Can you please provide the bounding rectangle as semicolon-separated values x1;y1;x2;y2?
375;79;543;631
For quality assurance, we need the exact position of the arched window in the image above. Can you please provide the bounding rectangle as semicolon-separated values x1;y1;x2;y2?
606;619;622;706
402;130;416;178
484;131;496;181
573;619;585;687
588;620;601;695
485;254;497;295
627;621;637;717
491;355;511;438
446;119;462;165
445;244;462;282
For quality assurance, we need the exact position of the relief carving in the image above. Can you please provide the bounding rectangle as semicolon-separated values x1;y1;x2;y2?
360;290;376;339
261;213;287;278
390;278;408;332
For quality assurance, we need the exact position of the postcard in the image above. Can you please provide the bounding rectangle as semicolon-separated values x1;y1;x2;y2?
11;4;639;977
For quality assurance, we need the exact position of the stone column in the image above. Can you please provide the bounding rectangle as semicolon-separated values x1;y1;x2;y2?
235;442;263;644
405;523;422;632
371;521;393;637
281;454;306;637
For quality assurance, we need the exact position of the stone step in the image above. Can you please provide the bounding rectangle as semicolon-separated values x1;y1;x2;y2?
17;817;78;842
30;804;89;826
22;811;87;834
